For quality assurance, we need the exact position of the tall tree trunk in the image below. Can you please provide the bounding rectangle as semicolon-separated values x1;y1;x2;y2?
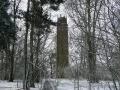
9;0;16;82
29;22;35;87
86;0;97;83
23;0;30;89
87;33;97;83
4;45;10;80
9;42;15;82
29;0;36;87
34;32;41;83
0;51;4;80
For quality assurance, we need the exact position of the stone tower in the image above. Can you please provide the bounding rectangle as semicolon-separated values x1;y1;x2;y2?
57;17;68;78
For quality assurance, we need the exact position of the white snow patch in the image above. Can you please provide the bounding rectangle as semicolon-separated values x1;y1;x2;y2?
0;79;118;90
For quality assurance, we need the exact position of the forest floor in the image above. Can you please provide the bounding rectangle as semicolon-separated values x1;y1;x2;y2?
0;79;117;90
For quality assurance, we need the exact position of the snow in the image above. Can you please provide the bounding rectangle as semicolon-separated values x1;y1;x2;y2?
0;80;22;90
0;79;117;90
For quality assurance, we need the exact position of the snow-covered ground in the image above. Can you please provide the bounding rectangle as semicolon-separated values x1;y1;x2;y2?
0;79;117;90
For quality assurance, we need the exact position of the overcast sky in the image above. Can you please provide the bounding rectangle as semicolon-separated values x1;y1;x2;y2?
19;0;66;22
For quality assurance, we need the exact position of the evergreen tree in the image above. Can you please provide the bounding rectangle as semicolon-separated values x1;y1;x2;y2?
0;0;15;50
0;0;16;81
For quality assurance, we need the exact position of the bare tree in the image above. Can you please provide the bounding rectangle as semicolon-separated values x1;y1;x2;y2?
65;0;103;83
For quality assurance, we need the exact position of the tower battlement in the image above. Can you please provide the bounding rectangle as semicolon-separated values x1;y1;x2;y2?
57;17;67;24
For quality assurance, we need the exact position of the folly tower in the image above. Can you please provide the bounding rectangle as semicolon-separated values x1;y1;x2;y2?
57;17;69;78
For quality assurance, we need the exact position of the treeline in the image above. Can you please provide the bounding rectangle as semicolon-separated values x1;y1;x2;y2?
65;0;120;88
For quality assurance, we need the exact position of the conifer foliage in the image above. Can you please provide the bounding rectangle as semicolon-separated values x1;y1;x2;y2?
0;0;16;50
